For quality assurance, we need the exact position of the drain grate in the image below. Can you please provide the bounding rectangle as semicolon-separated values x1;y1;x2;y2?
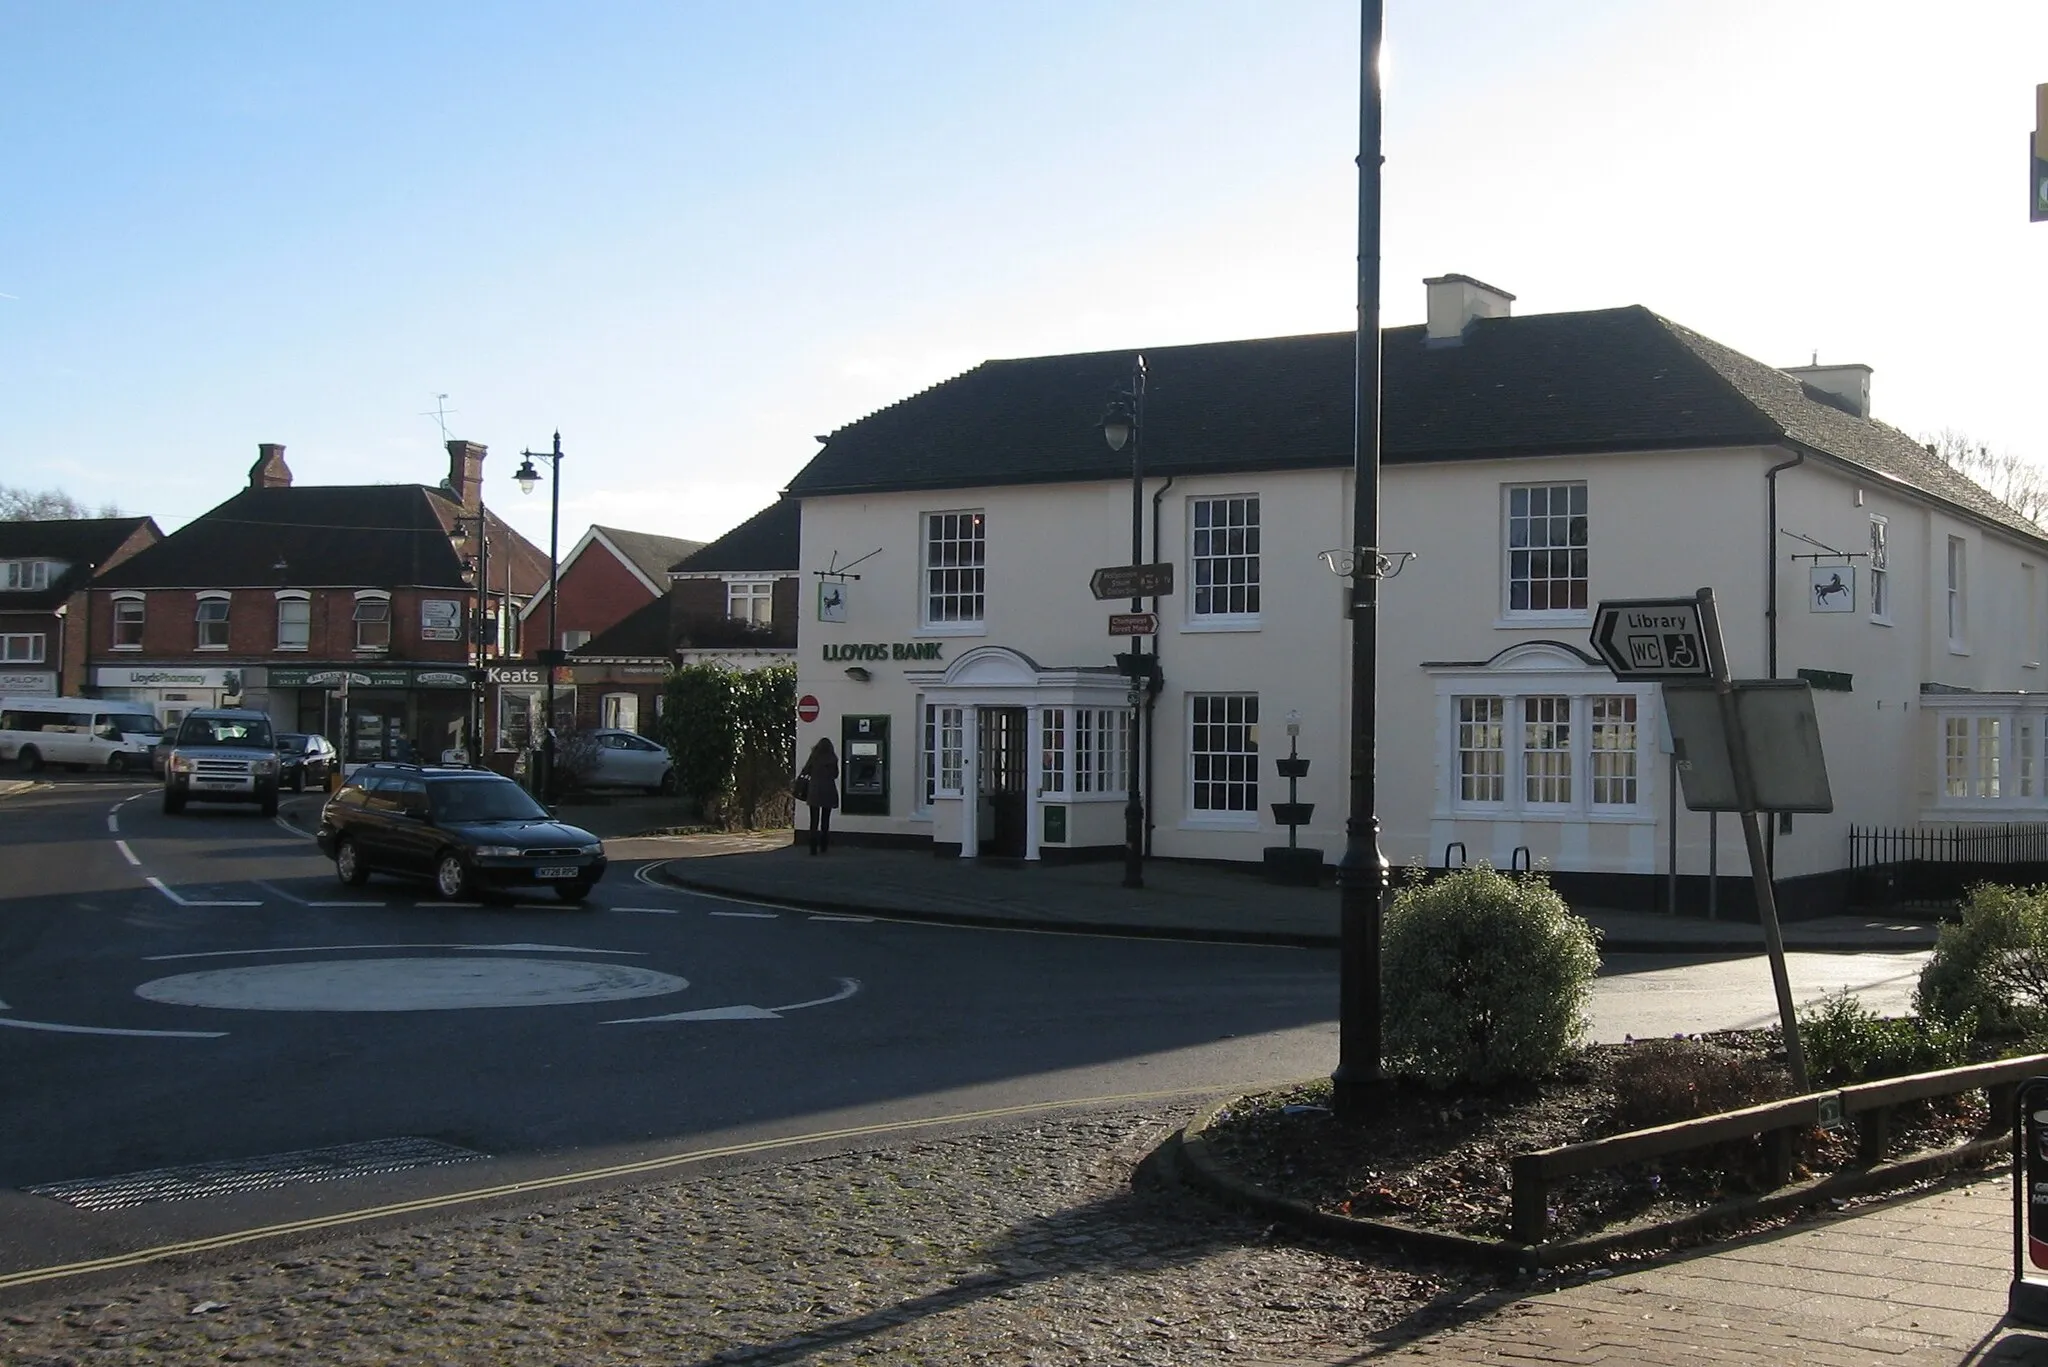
24;1137;487;1212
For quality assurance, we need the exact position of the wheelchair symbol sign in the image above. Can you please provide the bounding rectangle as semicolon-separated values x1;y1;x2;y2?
1592;599;1713;680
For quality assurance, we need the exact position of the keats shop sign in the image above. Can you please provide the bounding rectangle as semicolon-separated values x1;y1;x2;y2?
820;642;945;663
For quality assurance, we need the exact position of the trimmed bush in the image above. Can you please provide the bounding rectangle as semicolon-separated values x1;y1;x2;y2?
1914;882;2048;1037
1607;1039;1783;1132
1380;867;1600;1088
1797;990;1972;1084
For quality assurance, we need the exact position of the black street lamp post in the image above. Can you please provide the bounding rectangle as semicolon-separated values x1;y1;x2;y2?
1332;0;1389;1120
450;509;491;764
1101;356;1149;891
514;432;564;800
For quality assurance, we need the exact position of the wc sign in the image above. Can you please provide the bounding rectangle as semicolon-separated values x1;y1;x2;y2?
1590;598;1712;681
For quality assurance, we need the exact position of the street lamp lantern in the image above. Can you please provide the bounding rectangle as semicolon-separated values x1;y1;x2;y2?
1100;400;1134;454
513;457;542;497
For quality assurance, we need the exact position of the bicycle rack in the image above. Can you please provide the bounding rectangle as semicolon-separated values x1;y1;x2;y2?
1510;845;1532;874
1442;841;1468;870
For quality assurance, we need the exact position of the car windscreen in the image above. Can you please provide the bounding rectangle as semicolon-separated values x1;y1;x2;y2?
177;717;275;748
108;713;163;737
429;780;549;824
277;734;310;751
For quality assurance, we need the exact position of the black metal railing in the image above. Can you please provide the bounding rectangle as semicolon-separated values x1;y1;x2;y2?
1848;822;2048;908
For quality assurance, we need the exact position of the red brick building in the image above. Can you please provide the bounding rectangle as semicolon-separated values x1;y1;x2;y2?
0;517;160;699
89;441;548;760
517;524;703;655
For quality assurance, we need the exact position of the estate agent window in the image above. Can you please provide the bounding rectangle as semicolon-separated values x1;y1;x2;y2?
354;592;392;651
195;593;230;649
112;594;144;649
1504;482;1588;616
1189;495;1260;623
1189;693;1258;817
922;510;985;628
275;591;310;651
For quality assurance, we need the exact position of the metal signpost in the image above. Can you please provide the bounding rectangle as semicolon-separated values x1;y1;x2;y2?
1591;586;1814;1092
1107;612;1158;636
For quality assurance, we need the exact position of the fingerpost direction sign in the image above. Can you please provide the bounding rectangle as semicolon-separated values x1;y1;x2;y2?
1089;563;1175;601
1591;598;1711;680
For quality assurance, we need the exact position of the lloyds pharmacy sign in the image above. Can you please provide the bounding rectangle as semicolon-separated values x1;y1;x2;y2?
820;642;945;663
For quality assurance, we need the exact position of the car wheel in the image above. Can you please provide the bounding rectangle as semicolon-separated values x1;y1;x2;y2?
654;768;677;796
108;753;130;774
555;882;594;905
434;851;473;901
334;837;369;886
163;788;186;815
17;745;42;774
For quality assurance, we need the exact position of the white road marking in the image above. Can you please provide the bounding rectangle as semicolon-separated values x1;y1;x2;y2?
307;901;384;908
0;1016;228;1039
613;906;680;915
808;914;874;923
710;910;776;919
607;976;859;1024
143;942;645;962
145;877;261;909
438;902;482;908
106;812;119;833
253;880;311;905
115;840;141;866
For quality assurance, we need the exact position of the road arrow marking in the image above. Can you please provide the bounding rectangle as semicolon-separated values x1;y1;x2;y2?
606;976;860;1025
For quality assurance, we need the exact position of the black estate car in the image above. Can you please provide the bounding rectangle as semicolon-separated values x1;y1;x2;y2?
275;732;338;792
315;764;608;903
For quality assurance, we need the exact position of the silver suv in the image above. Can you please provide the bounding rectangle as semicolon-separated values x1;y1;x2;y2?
162;708;282;816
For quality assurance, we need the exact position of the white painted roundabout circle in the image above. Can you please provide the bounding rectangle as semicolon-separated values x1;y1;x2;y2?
134;958;690;1013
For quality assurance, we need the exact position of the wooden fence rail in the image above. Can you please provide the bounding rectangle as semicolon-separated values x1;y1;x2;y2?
1509;1052;2048;1245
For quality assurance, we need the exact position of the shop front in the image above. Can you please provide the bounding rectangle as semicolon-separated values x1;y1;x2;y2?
487;662;576;762
267;664;474;763
0;669;57;698
570;661;672;736
93;665;248;731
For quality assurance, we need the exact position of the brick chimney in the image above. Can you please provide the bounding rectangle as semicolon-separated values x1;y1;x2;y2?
446;439;486;510
249;442;292;489
1423;274;1514;344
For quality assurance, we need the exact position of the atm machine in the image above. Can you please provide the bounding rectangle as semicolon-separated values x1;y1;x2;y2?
840;715;890;815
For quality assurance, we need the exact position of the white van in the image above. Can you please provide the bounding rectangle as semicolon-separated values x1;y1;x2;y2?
0;697;166;773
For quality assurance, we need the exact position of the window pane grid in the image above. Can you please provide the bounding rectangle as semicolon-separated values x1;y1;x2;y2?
1190;694;1258;813
1191;496;1260;617
114;599;144;646
1976;718;2002;799
1040;708;1066;795
1506;483;1588;613
728;581;774;625
1522;695;1573;804
195;597;229;648
1943;717;1969;798
924;512;985;624
277;598;309;650
1590;694;1637;806
1456;696;1505;804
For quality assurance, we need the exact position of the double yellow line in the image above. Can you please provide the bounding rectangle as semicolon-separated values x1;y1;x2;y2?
0;1086;1210;1292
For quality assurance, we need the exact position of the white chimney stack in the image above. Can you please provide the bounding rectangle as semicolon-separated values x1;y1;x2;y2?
1423;274;1514;344
1782;362;1872;420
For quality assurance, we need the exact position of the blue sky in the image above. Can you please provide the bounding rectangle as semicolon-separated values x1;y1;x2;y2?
4;1;2045;551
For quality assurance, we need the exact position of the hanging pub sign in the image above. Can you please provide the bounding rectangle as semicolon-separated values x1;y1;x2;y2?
1809;565;1855;613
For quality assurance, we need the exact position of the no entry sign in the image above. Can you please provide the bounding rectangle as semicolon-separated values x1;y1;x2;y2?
797;694;820;723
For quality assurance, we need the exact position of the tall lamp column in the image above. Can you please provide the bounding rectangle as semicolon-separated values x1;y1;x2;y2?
514;432;564;800
452;510;491;764
1101;356;1149;891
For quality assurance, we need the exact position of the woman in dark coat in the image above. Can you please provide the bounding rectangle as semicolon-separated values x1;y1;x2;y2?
798;737;841;854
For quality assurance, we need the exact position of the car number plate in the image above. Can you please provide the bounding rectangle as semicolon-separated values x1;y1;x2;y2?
536;866;577;879
195;780;243;790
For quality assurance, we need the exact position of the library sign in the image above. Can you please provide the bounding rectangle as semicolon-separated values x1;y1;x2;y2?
821;642;945;664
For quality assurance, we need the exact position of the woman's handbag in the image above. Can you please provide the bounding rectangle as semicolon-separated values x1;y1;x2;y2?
792;773;811;803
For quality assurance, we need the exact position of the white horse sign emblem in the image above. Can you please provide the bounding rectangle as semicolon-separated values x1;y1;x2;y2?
1809;565;1855;613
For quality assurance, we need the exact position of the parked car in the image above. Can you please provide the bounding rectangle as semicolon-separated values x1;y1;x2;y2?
0;697;163;773
575;728;677;794
275;732;338;792
315;763;608;903
161;709;281;816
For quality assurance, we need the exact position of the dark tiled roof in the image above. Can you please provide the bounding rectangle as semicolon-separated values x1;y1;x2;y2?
592;526;704;588
0;516;160;608
97;485;476;590
782;305;2041;545
572;592;671;660
671;498;799;574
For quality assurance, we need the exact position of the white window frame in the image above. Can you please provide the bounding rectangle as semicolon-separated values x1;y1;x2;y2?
1434;655;1654;823
1186;494;1260;629
1;632;46;663
600;692;638;732
923;702;965;803
726;578;774;626
111;592;145;650
1501;482;1590;624
1946;534;1968;653
1039;706;1067;796
920;509;986;633
353;590;392;653
2;560;52;592
274;590;310;652
1454;695;1507;808
561;629;592;651
195;591;231;650
1867;514;1890;625
1187;692;1259;825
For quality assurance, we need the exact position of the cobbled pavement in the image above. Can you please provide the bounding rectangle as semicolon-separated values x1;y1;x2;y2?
0;1106;1464;1367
